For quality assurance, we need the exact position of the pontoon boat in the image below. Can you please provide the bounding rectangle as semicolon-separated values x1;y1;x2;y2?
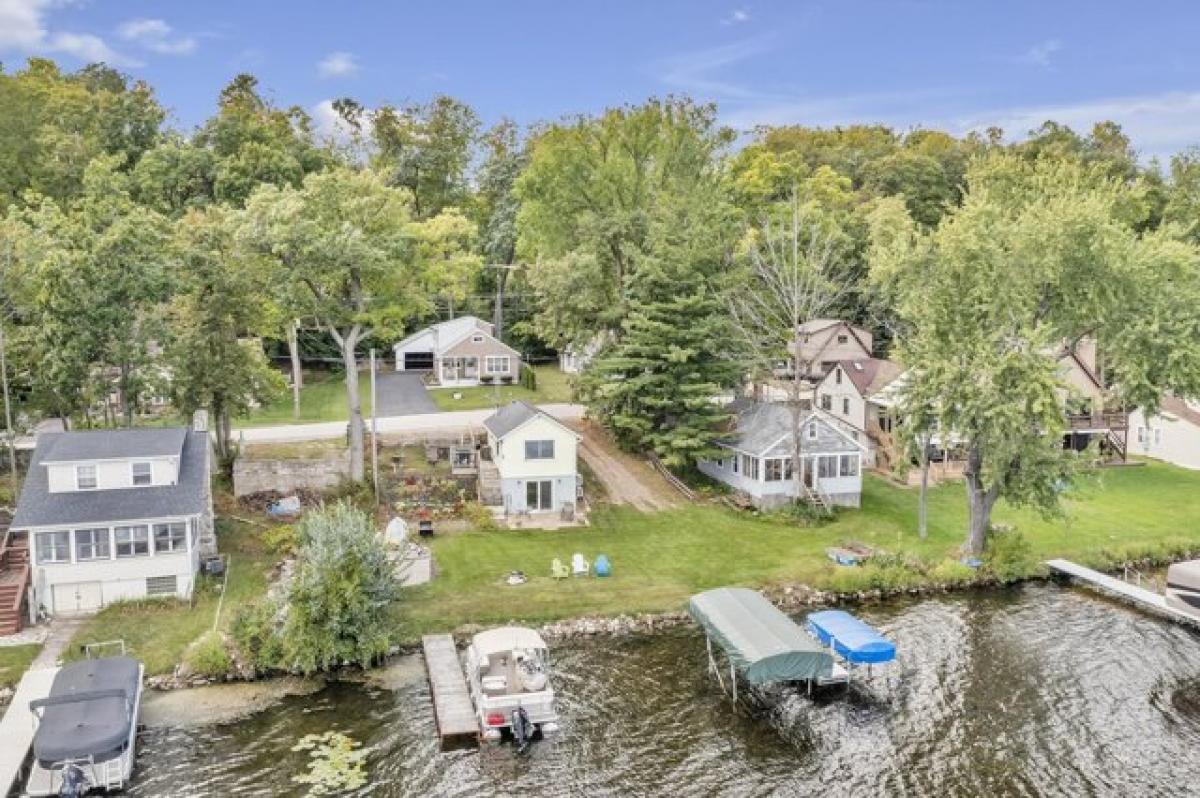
465;626;559;747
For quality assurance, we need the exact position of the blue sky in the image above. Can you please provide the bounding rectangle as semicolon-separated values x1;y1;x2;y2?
3;1;1200;159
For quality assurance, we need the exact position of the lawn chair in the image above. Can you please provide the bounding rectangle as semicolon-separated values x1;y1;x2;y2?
551;558;569;580
594;554;611;577
571;553;589;577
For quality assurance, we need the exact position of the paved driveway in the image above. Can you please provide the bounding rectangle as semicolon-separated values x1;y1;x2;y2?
374;372;438;416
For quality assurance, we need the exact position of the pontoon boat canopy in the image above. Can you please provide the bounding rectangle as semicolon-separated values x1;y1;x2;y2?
806;610;896;664
29;657;140;766
471;626;548;657
688;588;834;684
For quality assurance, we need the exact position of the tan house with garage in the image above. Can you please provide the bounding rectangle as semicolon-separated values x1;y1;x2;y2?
393;315;522;387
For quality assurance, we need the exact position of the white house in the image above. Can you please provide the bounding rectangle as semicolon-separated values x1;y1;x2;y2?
1129;396;1200;469
558;333;608;374
482;401;580;514
393;315;522;387
7;422;214;622
813;358;904;467
698;401;865;508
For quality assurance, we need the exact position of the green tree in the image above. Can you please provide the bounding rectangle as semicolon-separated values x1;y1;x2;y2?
241;168;422;481
870;153;1200;554
281;501;399;674
167;207;285;459
517;98;733;347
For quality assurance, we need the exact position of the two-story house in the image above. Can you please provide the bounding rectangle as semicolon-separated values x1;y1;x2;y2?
481;401;580;515
812;358;905;467
789;319;874;379
1057;338;1128;461
393;316;522;387
5;421;214;626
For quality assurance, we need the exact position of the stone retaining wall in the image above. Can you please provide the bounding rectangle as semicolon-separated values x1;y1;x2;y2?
232;455;351;497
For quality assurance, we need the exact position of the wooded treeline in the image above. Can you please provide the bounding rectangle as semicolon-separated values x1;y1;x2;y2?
3;57;1200;551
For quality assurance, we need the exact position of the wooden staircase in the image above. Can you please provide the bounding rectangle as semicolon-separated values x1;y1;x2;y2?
0;527;30;635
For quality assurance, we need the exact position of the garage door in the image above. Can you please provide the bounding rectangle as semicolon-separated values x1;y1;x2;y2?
403;352;434;371
53;582;104;614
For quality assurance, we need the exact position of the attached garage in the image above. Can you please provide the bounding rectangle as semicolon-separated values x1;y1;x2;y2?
402;351;434;371
53;582;103;614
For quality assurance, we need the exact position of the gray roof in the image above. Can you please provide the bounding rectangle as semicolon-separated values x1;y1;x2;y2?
12;428;210;529
40;427;187;463
483;401;544;439
721;400;858;456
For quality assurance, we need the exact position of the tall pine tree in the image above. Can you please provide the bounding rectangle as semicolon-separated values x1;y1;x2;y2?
582;265;741;467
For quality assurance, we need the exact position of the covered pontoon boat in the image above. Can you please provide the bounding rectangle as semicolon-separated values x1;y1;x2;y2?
25;655;143;796
465;626;559;746
1165;560;1200;618
688;587;836;700
806;610;897;665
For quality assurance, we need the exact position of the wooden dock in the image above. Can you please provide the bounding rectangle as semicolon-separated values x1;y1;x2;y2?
0;666;59;796
1046;559;1200;627
421;634;480;749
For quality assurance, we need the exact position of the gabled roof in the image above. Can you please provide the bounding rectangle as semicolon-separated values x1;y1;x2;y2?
12;428;209;529
829;358;905;398
720;400;864;455
39;427;187;464
483;400;575;440
393;315;493;353
1161;396;1200;428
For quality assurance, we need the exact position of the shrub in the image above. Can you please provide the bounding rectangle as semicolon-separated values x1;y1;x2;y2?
931;559;977;586
230;598;285;670
519;363;537;391
984;527;1036;583
282;501;400;674
263;523;298;555
462;501;498;531
183;630;232;678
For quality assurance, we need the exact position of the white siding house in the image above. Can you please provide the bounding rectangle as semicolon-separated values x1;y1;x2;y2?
9;424;214;620
698;401;865;508
393;316;522;387
1129;397;1200;470
483;401;580;514
813;358;905;467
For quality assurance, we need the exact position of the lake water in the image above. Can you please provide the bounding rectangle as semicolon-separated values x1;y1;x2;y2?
127;583;1200;797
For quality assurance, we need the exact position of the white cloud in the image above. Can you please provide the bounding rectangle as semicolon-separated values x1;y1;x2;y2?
722;8;751;25
317;51;359;78
656;36;778;101
0;0;140;65
117;17;197;55
1016;39;1062;68
311;99;372;143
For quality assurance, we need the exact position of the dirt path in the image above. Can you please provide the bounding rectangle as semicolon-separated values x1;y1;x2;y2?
573;422;681;511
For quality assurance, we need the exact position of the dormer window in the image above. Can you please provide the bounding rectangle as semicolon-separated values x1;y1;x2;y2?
76;465;97;490
132;462;152;486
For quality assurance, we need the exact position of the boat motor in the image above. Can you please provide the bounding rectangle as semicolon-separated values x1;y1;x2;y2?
58;764;87;798
511;706;533;753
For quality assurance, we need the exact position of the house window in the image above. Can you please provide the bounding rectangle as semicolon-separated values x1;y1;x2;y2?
485;355;510;375
842;397;850;415
74;528;111;561
76;464;97;490
36;531;70;564
742;455;760;480
818;455;838;479
153;522;187;553
525;440;554;459
835;369;842;385
820;395;832;411
1137;427;1148;445
806;423;818;440
131;462;153;486
1154;428;1163;446
839;454;859;477
732;455;740;474
115;525;150;557
765;459;793;482
472;335;484;343
837;334;849;345
715;459;725;470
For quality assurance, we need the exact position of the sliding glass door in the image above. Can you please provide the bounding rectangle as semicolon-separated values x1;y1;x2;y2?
525;479;553;511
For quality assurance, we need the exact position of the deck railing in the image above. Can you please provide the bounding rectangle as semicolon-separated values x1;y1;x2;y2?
1064;412;1128;431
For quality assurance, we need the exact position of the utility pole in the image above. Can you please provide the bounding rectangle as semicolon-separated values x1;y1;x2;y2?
1;242;16;493
369;348;380;505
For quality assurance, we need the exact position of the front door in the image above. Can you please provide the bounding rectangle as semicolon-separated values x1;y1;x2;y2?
525;480;553;511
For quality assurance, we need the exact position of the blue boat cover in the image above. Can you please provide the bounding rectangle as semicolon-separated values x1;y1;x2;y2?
806;610;896;665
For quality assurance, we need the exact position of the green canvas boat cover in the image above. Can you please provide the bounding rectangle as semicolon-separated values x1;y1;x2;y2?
688;587;834;684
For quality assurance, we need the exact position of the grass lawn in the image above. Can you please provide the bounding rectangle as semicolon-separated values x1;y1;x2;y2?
0;644;41;689
65;515;278;675
397;462;1200;638
428;365;575;411
237;370;367;426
